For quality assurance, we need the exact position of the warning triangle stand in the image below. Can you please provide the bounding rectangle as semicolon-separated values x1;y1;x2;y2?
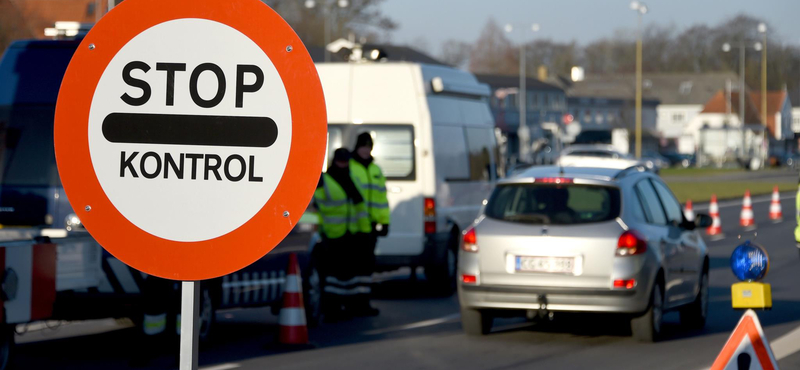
710;309;779;370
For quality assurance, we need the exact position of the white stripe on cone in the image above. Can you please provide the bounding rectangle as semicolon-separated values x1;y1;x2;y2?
284;273;301;293
684;199;695;222
707;195;722;235
278;307;306;327
740;190;755;227
769;187;782;220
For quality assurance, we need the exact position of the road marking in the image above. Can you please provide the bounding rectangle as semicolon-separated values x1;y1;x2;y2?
694;193;796;211
200;364;240;370
770;324;800;360
363;313;461;335
709;234;726;242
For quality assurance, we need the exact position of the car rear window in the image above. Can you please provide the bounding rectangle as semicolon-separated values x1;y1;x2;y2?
485;183;621;225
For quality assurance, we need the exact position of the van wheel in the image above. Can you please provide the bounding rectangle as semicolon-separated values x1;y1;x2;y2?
425;245;457;296
304;261;323;328
198;284;216;343
461;307;492;335
0;324;13;370
631;280;664;342
680;268;708;330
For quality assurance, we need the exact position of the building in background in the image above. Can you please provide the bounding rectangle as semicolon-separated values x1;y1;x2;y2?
475;74;567;166
559;75;660;155
2;0;112;40
750;90;793;150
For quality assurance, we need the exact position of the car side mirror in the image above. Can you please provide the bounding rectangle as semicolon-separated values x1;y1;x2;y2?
694;214;712;229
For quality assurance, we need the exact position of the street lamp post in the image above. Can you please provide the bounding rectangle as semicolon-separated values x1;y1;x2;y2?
505;23;540;163
631;1;648;159
723;38;764;159
759;23;768;135
305;0;349;62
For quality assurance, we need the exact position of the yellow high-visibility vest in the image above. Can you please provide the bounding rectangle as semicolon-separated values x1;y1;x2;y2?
350;159;390;225
314;173;371;239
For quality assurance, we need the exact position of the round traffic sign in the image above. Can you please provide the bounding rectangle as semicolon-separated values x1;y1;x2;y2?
54;0;326;280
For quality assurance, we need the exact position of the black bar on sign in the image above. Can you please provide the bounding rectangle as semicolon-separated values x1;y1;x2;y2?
102;113;278;148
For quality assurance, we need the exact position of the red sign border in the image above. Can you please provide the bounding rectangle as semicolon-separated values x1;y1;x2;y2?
54;0;326;280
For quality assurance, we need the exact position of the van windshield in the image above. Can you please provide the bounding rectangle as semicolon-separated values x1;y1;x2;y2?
327;124;415;180
485;183;620;225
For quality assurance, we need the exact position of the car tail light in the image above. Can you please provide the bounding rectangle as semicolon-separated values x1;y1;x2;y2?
424;197;436;234
535;177;573;184
462;227;478;253
613;279;637;289
616;230;647;256
461;274;477;284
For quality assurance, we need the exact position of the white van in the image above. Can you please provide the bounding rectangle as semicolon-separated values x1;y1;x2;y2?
315;62;498;291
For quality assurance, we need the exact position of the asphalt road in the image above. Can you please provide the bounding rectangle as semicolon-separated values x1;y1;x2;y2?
11;193;800;370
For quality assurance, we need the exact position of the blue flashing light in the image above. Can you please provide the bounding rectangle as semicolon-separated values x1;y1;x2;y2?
730;241;769;282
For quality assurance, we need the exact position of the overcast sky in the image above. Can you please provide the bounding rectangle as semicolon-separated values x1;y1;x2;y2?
380;0;800;48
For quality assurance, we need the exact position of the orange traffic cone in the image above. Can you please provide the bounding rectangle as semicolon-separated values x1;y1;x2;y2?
278;253;309;345
684;199;695;222
740;190;755;228
769;186;782;220
707;195;722;236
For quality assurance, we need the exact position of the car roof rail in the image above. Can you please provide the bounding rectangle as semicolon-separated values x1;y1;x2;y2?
613;165;648;180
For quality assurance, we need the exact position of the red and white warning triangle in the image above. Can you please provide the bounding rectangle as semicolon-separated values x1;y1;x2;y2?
711;309;779;370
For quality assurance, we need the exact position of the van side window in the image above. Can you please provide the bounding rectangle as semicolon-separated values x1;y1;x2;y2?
465;127;496;181
368;126;414;179
634;180;667;226
326;124;415;180
432;125;469;181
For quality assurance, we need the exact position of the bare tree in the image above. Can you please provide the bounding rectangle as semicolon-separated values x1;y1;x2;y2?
468;18;517;75
439;39;472;68
264;0;396;46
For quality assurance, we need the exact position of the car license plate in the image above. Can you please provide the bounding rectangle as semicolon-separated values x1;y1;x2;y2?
515;256;575;274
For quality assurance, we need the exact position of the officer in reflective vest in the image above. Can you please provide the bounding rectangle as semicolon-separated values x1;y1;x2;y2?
349;133;390;316
314;148;371;321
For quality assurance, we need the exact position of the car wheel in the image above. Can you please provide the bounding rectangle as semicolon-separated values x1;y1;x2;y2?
303;261;323;328
680;268;708;330
425;234;458;296
461;307;492;335
631;280;664;342
0;324;13;370
198;284;215;343
681;159;689;168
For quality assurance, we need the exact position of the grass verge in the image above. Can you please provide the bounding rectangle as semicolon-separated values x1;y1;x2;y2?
666;181;796;204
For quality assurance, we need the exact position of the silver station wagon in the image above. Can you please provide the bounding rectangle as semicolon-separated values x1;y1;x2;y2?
457;166;712;342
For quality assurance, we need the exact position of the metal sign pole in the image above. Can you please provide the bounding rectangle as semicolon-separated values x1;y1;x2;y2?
180;281;200;370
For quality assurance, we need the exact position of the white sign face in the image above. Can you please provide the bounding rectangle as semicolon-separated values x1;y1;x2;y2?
88;18;292;242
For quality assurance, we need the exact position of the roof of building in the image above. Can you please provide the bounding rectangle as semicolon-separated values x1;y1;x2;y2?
750;90;789;135
700;90;763;127
474;74;565;92
564;72;739;105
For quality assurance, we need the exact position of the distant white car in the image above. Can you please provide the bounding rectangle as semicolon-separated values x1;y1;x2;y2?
557;145;650;170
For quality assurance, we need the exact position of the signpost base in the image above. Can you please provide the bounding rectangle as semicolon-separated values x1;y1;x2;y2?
180;281;200;370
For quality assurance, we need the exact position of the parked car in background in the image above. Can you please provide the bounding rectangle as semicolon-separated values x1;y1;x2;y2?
557;145;648;171
662;152;695;168
641;151;669;173
457;165;712;342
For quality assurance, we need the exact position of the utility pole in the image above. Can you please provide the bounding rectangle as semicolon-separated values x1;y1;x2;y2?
631;1;648;159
